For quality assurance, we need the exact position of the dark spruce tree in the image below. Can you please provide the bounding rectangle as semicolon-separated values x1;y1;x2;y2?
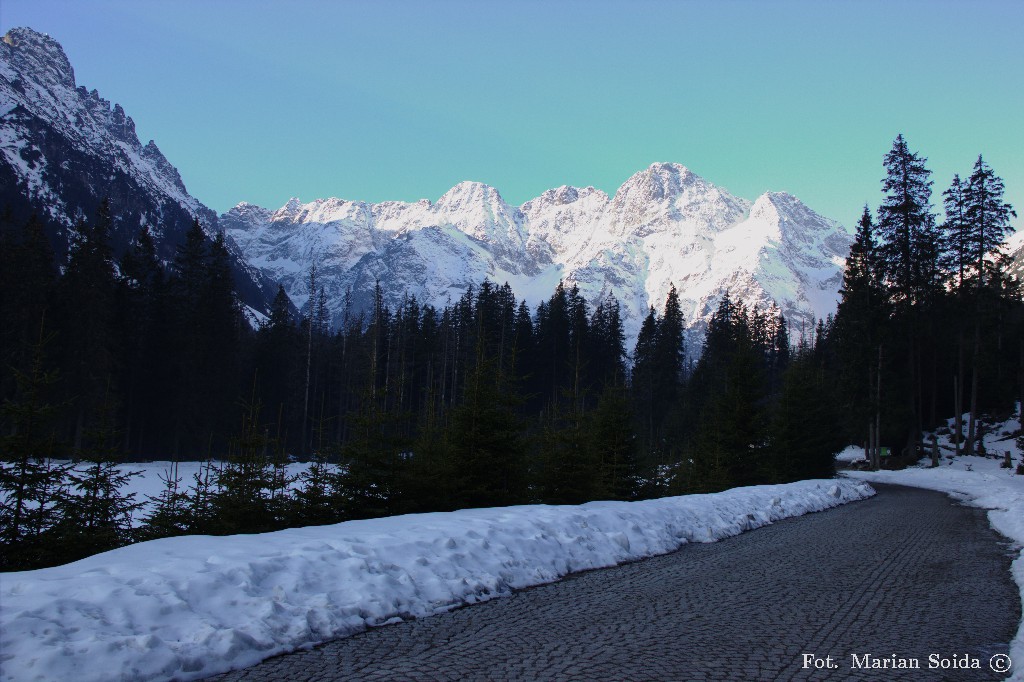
0;326;69;570
631;306;659;456
875;135;939;457
690;298;769;491
832;206;891;448
116;225;167;454
57;199;120;451
769;348;844;482
0;213;57;397
960;155;1018;453
54;392;142;563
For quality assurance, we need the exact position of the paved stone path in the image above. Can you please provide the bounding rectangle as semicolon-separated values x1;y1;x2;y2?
211;484;1020;681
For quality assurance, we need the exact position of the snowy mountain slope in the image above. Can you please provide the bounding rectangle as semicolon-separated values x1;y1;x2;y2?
0;27;280;316
225;162;852;344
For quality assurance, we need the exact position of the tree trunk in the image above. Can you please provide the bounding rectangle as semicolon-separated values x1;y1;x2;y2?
955;330;965;450
967;321;980;456
953;373;962;457
875;344;883;470
868;421;876;470
928;329;937;430
906;328;918;460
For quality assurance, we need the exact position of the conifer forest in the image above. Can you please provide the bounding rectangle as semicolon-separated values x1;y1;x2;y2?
1;135;1021;571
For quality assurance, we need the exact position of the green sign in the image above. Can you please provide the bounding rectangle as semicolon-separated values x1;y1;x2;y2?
880;447;891;458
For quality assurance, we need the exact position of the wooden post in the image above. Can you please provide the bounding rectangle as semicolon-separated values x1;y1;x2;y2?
875;345;883;471
864;422;871;463
953;374;962;457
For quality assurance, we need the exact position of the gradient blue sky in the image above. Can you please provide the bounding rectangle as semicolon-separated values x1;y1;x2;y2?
2;0;1021;230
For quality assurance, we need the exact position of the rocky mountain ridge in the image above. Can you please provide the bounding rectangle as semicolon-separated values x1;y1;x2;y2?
224;162;853;345
0;27;280;317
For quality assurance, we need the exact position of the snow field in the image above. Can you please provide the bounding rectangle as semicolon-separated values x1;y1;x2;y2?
0;478;873;682
113;460;320;526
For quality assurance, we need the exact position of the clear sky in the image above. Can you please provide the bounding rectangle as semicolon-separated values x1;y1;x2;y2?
1;0;1021;230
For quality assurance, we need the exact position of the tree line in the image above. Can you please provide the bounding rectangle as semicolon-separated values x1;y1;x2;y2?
1;135;1020;570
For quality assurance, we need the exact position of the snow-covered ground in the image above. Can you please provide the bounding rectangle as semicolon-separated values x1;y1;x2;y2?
0;479;872;682
844;411;1024;681
835;444;868;463
49;460;321;526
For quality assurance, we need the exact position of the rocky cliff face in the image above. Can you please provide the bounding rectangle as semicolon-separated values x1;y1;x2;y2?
0;27;280;317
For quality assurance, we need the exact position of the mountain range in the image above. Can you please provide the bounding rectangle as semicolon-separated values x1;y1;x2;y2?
2;26;947;347
223;163;853;344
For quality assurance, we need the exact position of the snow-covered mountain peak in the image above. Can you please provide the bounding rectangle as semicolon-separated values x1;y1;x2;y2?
524;184;607;210
608;162;749;238
435;180;506;212
226;202;274;224
749;192;783;222
753;191;820;226
1;28;75;90
749;191;851;255
432;180;526;247
140;140;188;196
613;162;695;205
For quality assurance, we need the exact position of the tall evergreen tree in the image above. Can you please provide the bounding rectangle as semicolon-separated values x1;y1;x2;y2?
57;199;119;451
961;156;1018;453
833;206;889;443
963;155;1017;290
0;324;68;570
875;135;938;455
589;293;627;386
445;348;527;509
0;214;56;395
631;306;659;455
876;134;940;305
941;173;971;288
116;225;167;453
200;231;243;450
653;284;684;411
54;391;142;563
769;352;844;482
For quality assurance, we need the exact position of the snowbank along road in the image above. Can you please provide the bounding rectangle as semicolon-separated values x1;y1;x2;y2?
211;484;1020;681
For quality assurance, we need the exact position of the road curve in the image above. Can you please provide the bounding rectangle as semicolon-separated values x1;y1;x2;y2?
210;484;1019;681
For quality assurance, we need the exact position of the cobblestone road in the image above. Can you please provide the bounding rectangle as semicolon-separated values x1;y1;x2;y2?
211;484;1020;681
